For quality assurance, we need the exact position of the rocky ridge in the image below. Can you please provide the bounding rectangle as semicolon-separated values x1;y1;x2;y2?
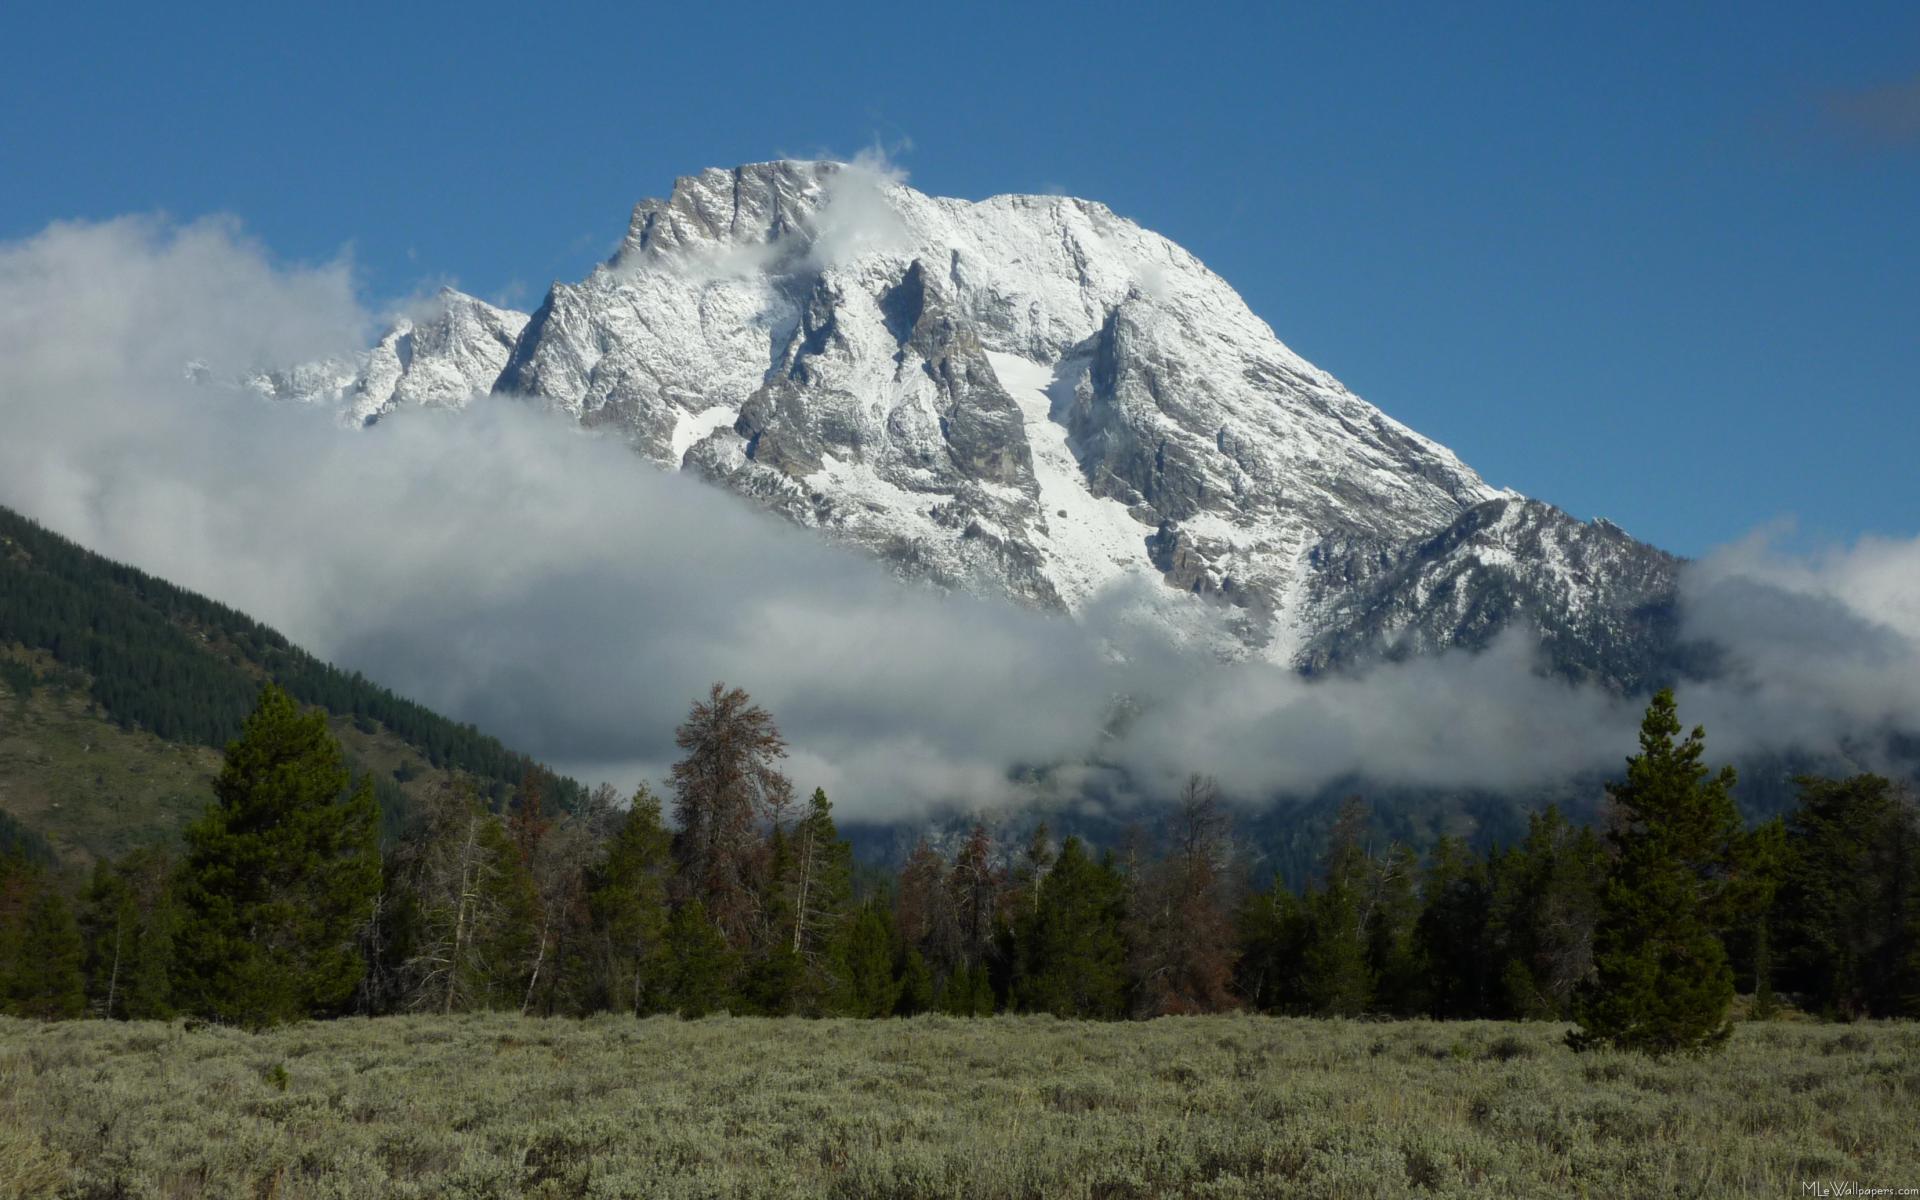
260;161;1681;682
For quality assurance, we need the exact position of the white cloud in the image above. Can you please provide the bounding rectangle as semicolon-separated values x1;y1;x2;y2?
1679;526;1920;766
0;215;1912;822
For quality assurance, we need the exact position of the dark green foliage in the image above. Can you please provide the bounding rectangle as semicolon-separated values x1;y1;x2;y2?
1774;775;1919;1019
171;686;382;1028
1235;877;1307;1012
740;940;804;1015
895;948;935;1015
663;900;735;1017
836;902;899;1018
80;848;177;1019
1725;817;1788;1015
1299;801;1374;1017
589;787;676;1015
1365;844;1425;1016
938;963;995;1016
1300;878;1370;1016
1487;806;1607;1019
6;887;86;1019
0;504;582;808
1571;690;1740;1055
1013;838;1126;1018
1415;837;1494;1018
0;808;55;867
782;788;854;1013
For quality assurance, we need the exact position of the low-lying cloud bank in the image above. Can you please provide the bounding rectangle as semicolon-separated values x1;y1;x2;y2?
0;217;1913;819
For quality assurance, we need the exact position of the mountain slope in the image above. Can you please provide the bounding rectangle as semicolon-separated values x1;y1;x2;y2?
0;504;582;864
241;287;527;426
269;160;1680;684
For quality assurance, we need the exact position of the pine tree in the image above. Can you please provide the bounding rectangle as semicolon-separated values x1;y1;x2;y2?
1364;843;1424;1017
1570;689;1740;1055
670;684;791;947
1013;838;1126;1018
512;775;604;1017
896;839;958;980
835;902;899;1018
895;948;935;1015
1298;799;1373;1016
589;786;675;1015
1488;806;1606;1019
948;822;1002;974
786;788;853;1010
1015;823;1055;916
1727;817;1787;1018
1234;875;1306;1013
1127;775;1240;1015
80;848;176;1019
1416;836;1494;1018
172;685;381;1027
1775;775;1917;1019
663;900;735;1017
8;889;85;1019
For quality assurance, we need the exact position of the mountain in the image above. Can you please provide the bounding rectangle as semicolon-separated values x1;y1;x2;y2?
0;504;581;865
267;160;1680;683
241;287;527;427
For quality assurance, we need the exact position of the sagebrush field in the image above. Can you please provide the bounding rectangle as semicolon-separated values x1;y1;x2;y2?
3;1014;1916;1199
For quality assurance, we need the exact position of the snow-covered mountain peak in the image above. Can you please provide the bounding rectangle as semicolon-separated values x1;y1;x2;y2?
242;287;527;424
241;161;1676;680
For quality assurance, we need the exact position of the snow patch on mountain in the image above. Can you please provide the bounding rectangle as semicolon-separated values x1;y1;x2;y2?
986;350;1161;610
241;287;526;425
238;160;1680;684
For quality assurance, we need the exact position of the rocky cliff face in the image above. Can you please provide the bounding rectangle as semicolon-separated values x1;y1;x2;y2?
260;160;1681;685
245;287;526;426
1296;497;1683;689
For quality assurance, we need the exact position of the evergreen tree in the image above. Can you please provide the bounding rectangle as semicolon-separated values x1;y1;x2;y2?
1727;817;1788;1018
895;948;935;1015
663;900;735;1017
835;901;899;1018
937;963;995;1016
670;684;791;947
513;776;604;1017
1298;799;1373;1016
1570;689;1740;1055
1488;806;1606;1019
1126;775;1241;1015
80;848;176;1019
948;823;1002;977
1015;823;1055;917
784;788;853;1012
1774;775;1918;1018
896;838;960;987
1364;843;1424;1017
1013;838;1126;1018
8;889;85;1019
1235;875;1307;1013
1416;836;1494;1018
588;786;676;1015
172;685;381;1027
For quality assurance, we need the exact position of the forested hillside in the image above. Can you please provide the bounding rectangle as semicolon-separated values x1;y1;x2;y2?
0;504;583;860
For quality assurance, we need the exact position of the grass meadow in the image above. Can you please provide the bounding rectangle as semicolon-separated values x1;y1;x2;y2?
2;1013;1916;1198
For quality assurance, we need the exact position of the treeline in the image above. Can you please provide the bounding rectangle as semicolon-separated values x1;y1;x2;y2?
2;683;1916;1044
0;504;581;808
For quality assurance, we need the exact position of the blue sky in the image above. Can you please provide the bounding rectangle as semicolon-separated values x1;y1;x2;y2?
6;2;1914;556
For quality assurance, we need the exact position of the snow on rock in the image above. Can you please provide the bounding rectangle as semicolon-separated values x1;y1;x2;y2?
244;288;527;425
249;160;1679;681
